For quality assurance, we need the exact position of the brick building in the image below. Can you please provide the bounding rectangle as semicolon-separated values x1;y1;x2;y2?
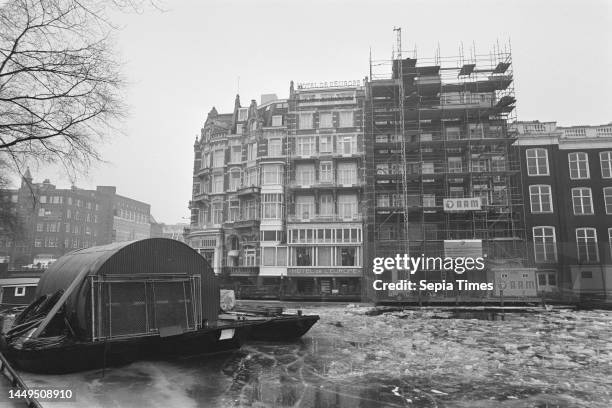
0;171;152;267
514;121;612;300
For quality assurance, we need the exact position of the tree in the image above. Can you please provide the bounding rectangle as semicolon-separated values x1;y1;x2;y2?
0;0;136;177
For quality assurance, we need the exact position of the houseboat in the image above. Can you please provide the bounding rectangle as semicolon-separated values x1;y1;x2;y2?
0;238;318;373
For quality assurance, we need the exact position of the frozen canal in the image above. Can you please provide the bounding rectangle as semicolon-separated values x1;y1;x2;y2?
17;306;612;408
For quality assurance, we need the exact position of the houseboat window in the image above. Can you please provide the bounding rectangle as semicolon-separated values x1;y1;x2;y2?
14;286;26;296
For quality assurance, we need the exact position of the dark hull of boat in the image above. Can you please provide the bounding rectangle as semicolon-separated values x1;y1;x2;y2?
245;315;320;341
1;315;319;374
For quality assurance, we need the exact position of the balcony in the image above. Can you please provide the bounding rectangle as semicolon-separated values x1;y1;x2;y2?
237;186;260;196
194;166;211;177
287;214;362;223
192;191;209;202
222;266;259;277
233;218;260;229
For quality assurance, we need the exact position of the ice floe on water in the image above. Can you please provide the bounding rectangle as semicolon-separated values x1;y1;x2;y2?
18;306;612;407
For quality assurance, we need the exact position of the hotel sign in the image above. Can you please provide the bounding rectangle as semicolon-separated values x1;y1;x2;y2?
443;197;481;212
287;268;362;277
297;80;362;89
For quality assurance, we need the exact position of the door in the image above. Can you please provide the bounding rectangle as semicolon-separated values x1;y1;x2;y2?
537;271;558;292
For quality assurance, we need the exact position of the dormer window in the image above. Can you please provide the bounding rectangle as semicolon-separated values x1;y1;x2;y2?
238;108;248;122
272;115;283;127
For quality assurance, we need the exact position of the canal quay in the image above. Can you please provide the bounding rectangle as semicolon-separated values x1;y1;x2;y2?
1;302;610;408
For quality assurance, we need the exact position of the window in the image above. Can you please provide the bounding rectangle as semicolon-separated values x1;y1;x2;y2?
296;164;315;185
262;247;287;266
38;208;45;216
470;159;489;172
203;152;210;168
337;135;356;154
14;286;26;297
320;195;334;216
212;175;224;193
245;168;258;186
338;194;357;219
228;200;240;222
377;194;390;207
448;157;463;173
568;152;589;179
319;112;333;128
529;185;553;213
36;223;43;232
449;187;464;198
237;108;248;121
423;194;436;207
39;195;47;203
526;148;549;176
212;202;223;224
229;169;241;191
271;115;283;127
337;162;357;185
297;136;315;156
247;143;257;161
244;248;256;266
533;226;557;262
299;112;313;129
295;247;312;266
339;111;354;128
261;193;282;219
295;195;315;219
604;187;612;214
572;187;593;215
445;127;461;140
262;164;282;185
242;199;258;220
338;247;356;266
268;139;282;156
318;247;332;266
609;228;612;259
600;151;612;178
319;162;333;183
468;123;484;139
576;228;598;263
422;162;434;174
319;135;333;154
230;146;242;163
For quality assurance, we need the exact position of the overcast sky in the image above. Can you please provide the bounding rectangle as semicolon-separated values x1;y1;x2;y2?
24;0;612;223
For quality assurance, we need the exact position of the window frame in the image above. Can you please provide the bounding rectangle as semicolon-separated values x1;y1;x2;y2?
571;187;594;215
532;226;557;263
600;151;612;178
576;227;599;263
568;152;590;180
529;184;553;213
604;187;612;215
526;148;550;176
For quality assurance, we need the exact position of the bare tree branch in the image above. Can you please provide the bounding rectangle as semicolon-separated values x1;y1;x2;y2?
0;0;159;178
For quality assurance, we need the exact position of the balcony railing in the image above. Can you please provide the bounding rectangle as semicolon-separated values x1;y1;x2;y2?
222;266;259;276
287;213;362;223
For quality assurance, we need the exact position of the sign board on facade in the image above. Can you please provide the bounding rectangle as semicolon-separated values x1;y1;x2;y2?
287;268;361;277
297;80;362;90
443;197;481;212
444;239;483;259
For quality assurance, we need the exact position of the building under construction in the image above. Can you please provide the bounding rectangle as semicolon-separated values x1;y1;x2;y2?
363;34;532;302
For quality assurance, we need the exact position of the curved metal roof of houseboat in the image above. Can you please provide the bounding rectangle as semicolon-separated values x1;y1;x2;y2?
35;238;219;334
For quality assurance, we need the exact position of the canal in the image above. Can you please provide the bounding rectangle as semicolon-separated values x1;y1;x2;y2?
10;306;612;407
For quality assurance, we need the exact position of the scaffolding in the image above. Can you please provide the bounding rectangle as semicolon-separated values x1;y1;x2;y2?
364;31;526;302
